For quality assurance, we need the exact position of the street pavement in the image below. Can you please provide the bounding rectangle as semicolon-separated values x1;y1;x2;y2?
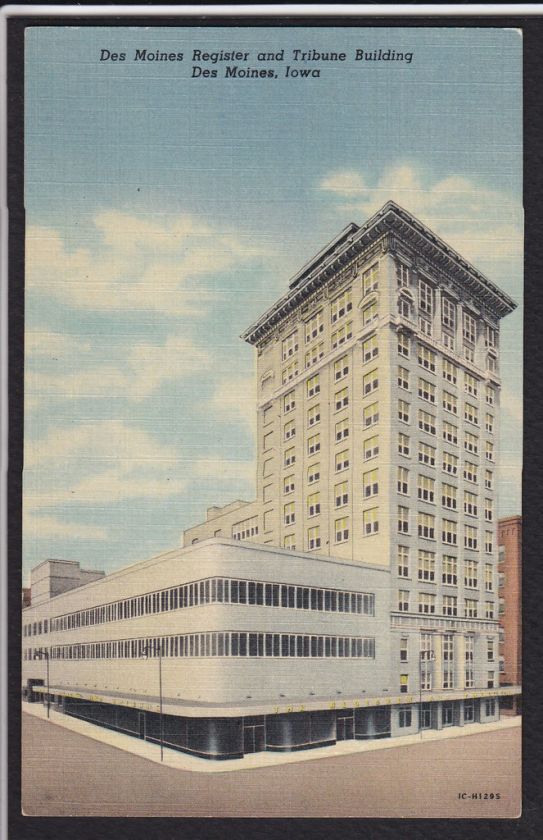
21;711;521;818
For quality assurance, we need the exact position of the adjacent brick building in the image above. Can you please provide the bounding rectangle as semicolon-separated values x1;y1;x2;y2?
498;515;521;713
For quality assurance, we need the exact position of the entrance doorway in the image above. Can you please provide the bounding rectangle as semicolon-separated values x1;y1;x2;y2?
336;713;354;741
243;722;265;754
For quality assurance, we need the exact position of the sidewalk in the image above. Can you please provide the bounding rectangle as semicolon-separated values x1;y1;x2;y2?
23;702;521;775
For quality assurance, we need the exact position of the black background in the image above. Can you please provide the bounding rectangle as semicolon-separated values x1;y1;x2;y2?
6;3;542;838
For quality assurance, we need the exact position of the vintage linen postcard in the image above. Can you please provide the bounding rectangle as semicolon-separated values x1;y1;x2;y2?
14;15;522;819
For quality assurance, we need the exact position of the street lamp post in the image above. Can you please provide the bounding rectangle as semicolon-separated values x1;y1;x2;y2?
143;639;164;762
33;648;50;719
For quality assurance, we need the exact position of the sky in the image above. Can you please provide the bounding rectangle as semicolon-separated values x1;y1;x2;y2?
23;26;523;581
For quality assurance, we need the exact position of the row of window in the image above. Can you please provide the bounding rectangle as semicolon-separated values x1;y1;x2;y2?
23;576;376;636
397;548;495;589
396;508;492;550
24;632;376;661
398;334;498;398
397;591;495;619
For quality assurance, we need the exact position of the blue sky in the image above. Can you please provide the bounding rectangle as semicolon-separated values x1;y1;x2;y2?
23;26;523;580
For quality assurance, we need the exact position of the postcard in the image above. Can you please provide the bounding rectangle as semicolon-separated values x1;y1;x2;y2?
9;11;523;821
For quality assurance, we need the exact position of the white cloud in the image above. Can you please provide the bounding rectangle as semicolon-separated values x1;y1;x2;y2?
26;332;92;358
319;164;523;269
26;210;265;316
25;334;210;402
23;512;108;541
209;373;257;439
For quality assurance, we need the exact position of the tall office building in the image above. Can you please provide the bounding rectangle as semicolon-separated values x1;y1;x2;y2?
185;200;516;703
23;202;520;760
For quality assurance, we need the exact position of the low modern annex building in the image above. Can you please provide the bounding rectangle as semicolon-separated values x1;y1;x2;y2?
23;201;521;760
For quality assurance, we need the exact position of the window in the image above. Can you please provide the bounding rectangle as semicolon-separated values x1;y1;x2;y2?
331;323;352;349
398;506;409;534
284;475;295;495
420;315;432;337
398;590;409;612
442;483;457;510
419;277;434;315
305;342;324;367
331;288;352;323
464;344;475;363
284;534;296;551
485;324;498;349
464;559;478;588
486;385;495;406
418;550;436;582
484;498;493;522
485;441;494;462
465;637;474;688
442;555;458;586
398;295;412;319
364;401;379;428
305;310;323;343
418;593;436;615
363;369;378;395
485;601;494;619
400;675;409;694
417;474;435;503
363;468;379;498
418;378;436;403
363;507;379;535
399;433;410;457
335;418;349;442
443;635;455;690
362;334;379;366
443;421;458;445
335;517;349;543
263;431;274;451
464;526;478;550
398;399;410;423
284;419;295;441
487;354;498;373
418;409;436;436
463;310;476;344
308;463;320;485
398;332;410;357
464;491;478;517
398;365;410;390
335;480;348;508
443;451;458;475
364;435;379;460
282;360;299;384
442;297;456;329
485;531;493;554
362;262;379;295
418;512;435;539
464;599;478;618
487;636;495;662
464;432;478;454
282;331;298;361
443;391;458;415
232;516;259;541
485;563;494;592
284;503;295;526
464;373;479;397
284;389;295;413
464;403;479;426
284;446;295;467
485;470;493;491
307;492;320;517
334;354;349;381
397;466;409;495
397;262;410;287
464;462;478;484
362;300;378;325
484;412;494;434
442;595;458;617
335;387;349;411
418;344;436;372
443;359;458;385
307;434;320;456
308;525;321;550
442;519;457;546
485;698;496;715
400;638;408;662
307;374;320;398
335;449;350;472
418;442;436;466
398;545;409;577
307;404;320;427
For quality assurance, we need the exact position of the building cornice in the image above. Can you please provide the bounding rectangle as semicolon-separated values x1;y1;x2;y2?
242;201;517;346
